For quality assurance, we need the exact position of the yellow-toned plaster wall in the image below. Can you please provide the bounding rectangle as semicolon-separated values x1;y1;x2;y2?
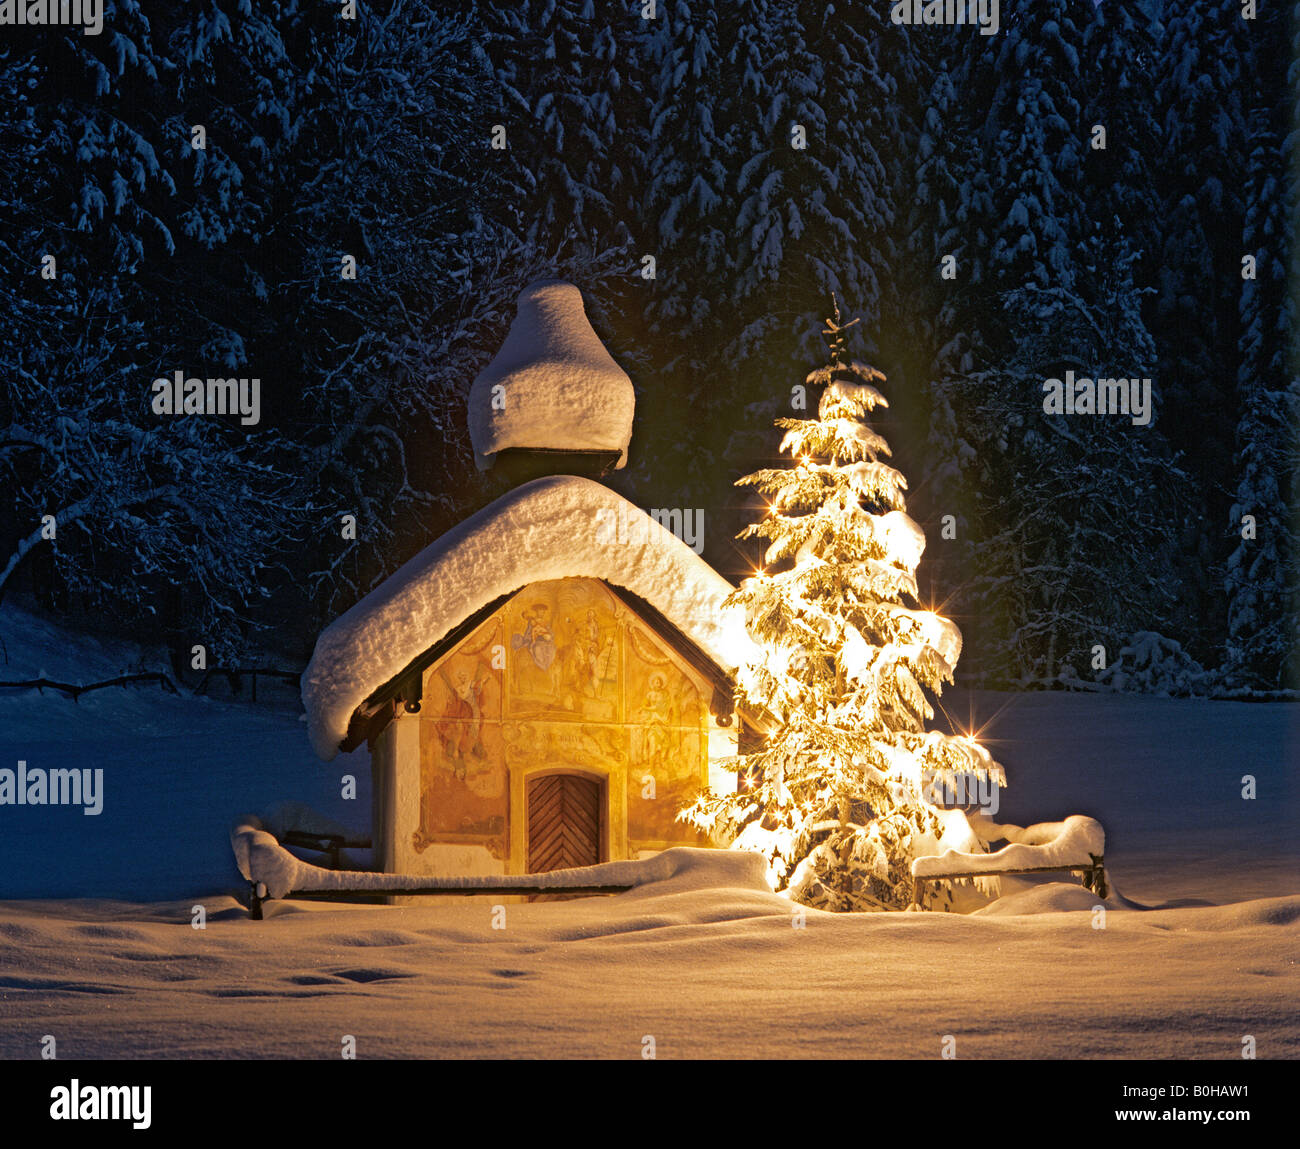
374;577;735;878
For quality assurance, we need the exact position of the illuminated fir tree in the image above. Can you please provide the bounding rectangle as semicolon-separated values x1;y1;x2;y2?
680;301;1004;911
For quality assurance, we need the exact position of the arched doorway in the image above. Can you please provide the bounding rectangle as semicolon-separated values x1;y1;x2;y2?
526;772;603;873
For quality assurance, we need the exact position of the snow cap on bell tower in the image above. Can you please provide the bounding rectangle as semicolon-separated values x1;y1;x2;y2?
467;280;635;473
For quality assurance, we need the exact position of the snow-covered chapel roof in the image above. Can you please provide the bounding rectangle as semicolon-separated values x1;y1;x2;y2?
467;280;635;470
302;476;755;760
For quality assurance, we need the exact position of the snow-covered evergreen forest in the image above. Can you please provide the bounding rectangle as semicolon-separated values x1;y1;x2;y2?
1;0;1295;694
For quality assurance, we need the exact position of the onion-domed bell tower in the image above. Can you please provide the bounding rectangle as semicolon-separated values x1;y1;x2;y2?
467;281;635;487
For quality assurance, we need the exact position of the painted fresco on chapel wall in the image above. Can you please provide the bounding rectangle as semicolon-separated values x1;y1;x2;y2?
414;579;709;858
624;623;705;844
413;617;508;857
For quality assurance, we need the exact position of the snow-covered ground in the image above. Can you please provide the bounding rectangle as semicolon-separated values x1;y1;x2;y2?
0;604;1296;1058
2;866;1297;1059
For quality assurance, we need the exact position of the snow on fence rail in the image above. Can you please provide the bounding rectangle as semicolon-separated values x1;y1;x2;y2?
910;814;1107;906
231;818;768;919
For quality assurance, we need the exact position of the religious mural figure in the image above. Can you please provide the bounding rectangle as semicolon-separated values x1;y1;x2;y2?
511;602;558;696
414;623;508;856
438;664;486;778
558;605;617;714
633;671;673;772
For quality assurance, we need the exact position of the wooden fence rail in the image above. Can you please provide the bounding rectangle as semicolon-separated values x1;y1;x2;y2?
0;672;179;699
0;668;302;702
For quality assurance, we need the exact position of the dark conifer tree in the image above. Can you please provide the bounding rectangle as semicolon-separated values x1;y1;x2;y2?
1224;0;1300;691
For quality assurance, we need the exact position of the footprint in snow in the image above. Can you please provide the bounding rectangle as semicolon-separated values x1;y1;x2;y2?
327;967;417;983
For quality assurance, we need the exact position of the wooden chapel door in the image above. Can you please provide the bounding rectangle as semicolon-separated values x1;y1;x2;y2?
526;773;602;873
